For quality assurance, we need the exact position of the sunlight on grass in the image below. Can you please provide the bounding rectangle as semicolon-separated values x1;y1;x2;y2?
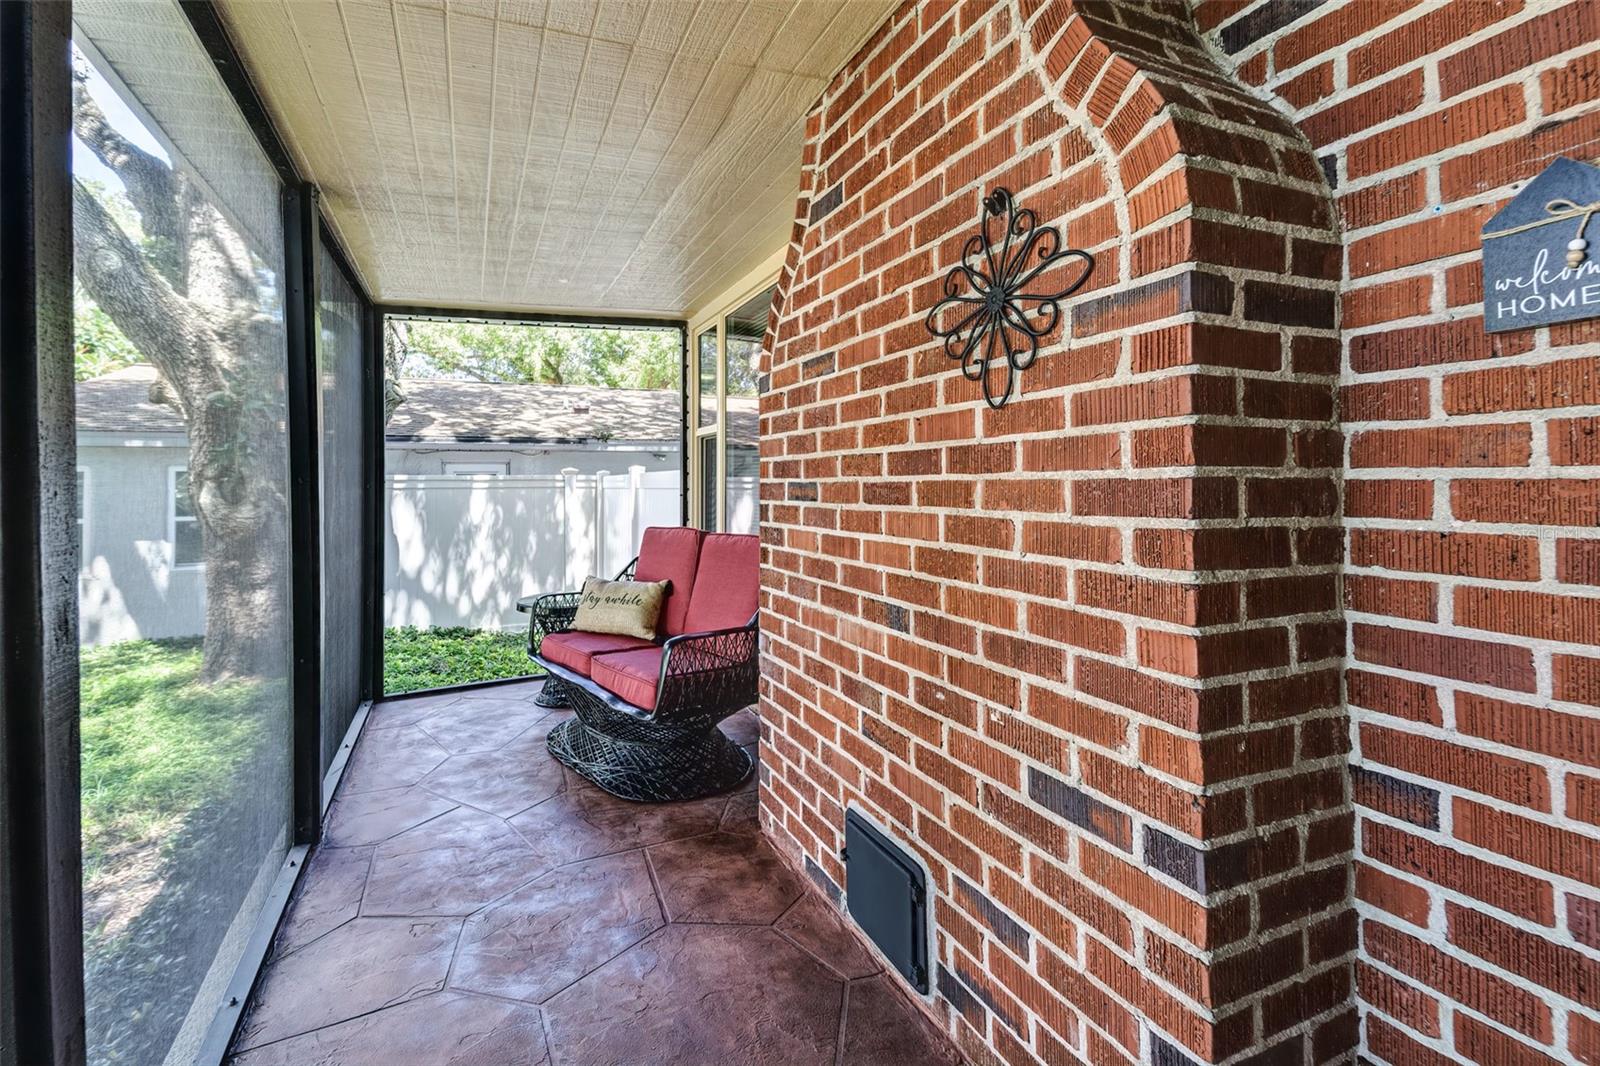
383;625;537;695
79;638;287;1066
80;638;272;882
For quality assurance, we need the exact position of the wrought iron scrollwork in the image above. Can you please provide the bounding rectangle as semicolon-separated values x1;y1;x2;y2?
924;187;1095;408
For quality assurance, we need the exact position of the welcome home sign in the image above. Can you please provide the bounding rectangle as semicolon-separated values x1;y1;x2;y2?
1482;157;1600;333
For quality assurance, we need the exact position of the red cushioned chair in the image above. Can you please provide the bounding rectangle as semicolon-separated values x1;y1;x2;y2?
518;526;703;709
525;528;760;802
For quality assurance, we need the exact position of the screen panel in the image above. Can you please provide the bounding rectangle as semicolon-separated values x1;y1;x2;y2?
382;316;684;693
72;3;294;1062
318;239;365;777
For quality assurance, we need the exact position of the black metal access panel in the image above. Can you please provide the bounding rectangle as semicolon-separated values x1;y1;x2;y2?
843;810;930;994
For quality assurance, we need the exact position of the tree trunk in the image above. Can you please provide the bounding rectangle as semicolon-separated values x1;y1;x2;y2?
183;346;292;683
73;165;291;684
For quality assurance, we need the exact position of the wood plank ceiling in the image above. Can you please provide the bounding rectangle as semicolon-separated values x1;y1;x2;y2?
215;0;894;317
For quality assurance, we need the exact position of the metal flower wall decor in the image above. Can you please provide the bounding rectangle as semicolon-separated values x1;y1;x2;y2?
924;187;1095;408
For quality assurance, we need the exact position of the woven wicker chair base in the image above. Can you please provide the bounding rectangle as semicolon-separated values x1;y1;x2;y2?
533;676;573;708
547;712;752;803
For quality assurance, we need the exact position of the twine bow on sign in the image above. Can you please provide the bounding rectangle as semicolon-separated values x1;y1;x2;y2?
1484;195;1600;267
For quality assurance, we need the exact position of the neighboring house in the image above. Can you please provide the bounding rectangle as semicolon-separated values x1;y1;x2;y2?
383;375;685;476
75;364;708;644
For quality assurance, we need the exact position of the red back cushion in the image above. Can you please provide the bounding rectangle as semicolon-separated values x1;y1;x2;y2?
633;526;703;636
682;533;760;633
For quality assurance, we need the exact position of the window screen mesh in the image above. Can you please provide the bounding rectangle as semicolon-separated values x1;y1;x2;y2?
72;3;293;1062
318;243;366;776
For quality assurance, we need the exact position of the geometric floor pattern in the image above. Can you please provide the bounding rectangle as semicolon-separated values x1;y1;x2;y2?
228;680;962;1066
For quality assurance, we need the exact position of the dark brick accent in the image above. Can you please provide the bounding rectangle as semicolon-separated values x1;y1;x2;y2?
1218;0;1327;54
1145;826;1208;892
953;875;1030;954
805;855;841;903
790;481;819;501
1243;279;1337;328
1074;271;1234;336
802;351;836;378
952;959;1023;1035
1151;1033;1205;1066
1350;766;1441;830
937;965;983;1023
808;182;844;224
1028;768;1132;850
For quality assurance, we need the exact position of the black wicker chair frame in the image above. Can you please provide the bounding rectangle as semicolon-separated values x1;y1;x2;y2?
532;610;759;803
520;558;637;708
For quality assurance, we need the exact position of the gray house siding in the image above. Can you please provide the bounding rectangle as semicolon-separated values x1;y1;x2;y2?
77;435;205;646
383;441;678;477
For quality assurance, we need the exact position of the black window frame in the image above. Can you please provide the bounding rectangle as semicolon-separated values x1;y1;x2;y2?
5;3;383;1062
3;3;694;1061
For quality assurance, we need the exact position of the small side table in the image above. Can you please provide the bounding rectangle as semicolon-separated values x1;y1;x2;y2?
516;596;571;709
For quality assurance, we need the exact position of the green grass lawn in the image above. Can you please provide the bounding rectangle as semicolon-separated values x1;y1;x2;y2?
79;628;535;875
79;637;287;1065
79;637;274;884
383;625;538;695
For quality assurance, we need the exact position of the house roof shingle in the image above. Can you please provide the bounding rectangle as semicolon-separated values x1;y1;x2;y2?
74;364;187;434
75;364;756;444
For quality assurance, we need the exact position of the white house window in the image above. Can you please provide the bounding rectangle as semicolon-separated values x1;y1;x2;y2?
76;467;89;570
169;468;202;568
444;461;509;476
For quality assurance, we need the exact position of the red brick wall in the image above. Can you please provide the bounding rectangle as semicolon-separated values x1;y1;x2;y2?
758;3;1353;1064
1197;2;1600;1064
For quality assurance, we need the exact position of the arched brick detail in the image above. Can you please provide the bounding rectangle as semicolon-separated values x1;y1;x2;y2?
758;3;1348;1065
1194;3;1600;1065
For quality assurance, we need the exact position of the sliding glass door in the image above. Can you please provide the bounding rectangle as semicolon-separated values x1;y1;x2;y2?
689;282;775;533
696;326;720;530
72;4;294;1061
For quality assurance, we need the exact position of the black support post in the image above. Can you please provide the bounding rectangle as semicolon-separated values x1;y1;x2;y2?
363;304;385;700
0;4;87;1064
283;183;323;846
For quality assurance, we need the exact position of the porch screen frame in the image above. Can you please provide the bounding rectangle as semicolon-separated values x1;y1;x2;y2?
2;2;388;1062
0;5;85;1063
373;306;688;700
120;6;381;1063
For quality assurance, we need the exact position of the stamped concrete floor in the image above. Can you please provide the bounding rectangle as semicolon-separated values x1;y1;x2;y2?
229;681;961;1066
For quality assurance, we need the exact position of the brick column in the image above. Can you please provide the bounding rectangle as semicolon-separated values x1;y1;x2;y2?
758;2;1349;1064
1202;2;1600;1064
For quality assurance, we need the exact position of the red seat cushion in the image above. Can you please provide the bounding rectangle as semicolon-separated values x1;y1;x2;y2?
590;646;664;711
683;533;760;634
634;526;704;636
540;631;656;676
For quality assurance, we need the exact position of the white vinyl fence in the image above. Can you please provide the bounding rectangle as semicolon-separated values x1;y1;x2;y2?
385;466;682;632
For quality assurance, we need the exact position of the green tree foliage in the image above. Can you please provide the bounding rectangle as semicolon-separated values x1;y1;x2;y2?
390;319;679;391
75;287;144;381
74;179;145;381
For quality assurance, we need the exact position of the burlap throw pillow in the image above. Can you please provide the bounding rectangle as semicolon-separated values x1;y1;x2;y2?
572;577;669;639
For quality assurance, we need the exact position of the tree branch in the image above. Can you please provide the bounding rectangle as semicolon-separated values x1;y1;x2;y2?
71;59;185;285
72;178;209;416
